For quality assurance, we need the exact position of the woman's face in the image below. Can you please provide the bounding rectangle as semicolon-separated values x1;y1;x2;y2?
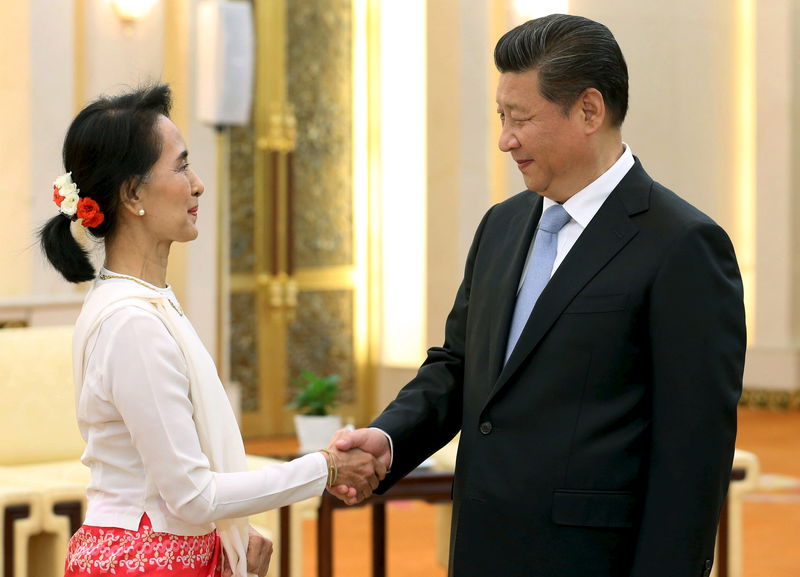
136;115;204;245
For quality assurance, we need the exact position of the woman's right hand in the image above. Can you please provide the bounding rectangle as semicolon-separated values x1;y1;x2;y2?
322;446;386;503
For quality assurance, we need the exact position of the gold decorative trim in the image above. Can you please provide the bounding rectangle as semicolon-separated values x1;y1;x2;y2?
740;388;800;411
349;0;380;420
163;0;190;132
73;0;86;111
216;130;231;378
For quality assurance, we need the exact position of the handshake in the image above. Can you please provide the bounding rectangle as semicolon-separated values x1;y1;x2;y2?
319;428;391;505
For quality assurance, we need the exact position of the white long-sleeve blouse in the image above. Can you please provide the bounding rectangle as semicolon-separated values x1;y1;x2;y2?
77;277;327;535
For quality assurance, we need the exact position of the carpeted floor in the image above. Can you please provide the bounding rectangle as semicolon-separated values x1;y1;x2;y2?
737;408;800;577
246;407;800;577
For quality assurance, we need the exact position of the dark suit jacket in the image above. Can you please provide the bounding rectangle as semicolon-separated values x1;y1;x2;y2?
371;160;746;577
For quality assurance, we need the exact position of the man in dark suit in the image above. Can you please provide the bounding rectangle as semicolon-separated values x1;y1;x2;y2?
332;14;746;577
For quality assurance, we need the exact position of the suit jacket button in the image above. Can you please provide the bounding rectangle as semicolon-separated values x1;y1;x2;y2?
479;422;493;435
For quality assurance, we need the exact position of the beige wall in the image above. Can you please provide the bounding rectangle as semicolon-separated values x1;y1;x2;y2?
28;0;78;302
743;0;800;392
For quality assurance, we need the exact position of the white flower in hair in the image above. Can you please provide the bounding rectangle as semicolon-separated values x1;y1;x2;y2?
53;172;74;190
53;172;81;217
60;191;79;216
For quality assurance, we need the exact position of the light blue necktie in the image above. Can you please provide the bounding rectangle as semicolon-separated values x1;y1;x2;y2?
505;204;572;363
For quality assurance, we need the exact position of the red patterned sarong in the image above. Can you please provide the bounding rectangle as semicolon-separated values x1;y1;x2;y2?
64;514;221;576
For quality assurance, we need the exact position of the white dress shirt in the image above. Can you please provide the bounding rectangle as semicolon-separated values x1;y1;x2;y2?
78;272;327;535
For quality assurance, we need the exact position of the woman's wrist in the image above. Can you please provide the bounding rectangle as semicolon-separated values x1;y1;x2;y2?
319;448;338;487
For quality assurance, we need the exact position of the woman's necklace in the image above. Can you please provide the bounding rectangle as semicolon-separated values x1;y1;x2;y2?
98;273;184;317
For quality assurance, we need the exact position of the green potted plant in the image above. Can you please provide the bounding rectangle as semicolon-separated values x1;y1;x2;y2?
289;370;343;453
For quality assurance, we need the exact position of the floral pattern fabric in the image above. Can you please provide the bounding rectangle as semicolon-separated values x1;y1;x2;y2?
64;514;221;576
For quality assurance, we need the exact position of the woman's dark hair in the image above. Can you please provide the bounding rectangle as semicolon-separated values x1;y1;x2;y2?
494;14;629;127
39;84;172;283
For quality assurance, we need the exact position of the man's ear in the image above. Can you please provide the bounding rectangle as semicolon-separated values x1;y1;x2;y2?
119;177;143;216
578;87;606;134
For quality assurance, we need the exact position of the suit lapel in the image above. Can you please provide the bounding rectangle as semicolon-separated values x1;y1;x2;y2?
487;193;544;380
487;163;651;403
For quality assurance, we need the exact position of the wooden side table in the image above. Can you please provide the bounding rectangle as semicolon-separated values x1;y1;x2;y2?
274;464;452;577
315;468;453;577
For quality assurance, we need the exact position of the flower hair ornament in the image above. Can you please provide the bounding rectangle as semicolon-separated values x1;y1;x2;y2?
52;172;105;228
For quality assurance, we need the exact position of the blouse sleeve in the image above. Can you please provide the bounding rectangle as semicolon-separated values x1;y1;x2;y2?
96;308;327;525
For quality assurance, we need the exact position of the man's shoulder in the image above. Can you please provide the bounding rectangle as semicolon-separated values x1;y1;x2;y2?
620;160;717;227
646;181;718;228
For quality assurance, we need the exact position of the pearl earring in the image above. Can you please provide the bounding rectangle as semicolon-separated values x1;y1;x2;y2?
138;209;145;216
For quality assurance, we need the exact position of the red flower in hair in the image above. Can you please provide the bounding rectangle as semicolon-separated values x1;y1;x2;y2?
53;185;64;207
76;197;105;228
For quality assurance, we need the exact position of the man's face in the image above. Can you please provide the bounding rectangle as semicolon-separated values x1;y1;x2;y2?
496;69;590;202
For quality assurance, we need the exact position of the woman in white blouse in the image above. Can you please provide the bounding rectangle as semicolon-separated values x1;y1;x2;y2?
39;84;385;577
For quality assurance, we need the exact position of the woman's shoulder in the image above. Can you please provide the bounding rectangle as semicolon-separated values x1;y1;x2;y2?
79;282;165;328
86;297;173;350
101;301;164;326
91;303;185;368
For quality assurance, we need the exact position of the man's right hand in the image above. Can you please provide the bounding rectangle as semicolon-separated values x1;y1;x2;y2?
327;428;392;504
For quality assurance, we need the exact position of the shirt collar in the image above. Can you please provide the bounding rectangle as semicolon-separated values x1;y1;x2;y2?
543;143;635;228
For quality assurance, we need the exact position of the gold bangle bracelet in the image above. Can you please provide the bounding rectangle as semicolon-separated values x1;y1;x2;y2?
319;449;338;487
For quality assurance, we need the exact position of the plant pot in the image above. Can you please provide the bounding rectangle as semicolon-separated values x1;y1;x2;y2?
293;414;343;454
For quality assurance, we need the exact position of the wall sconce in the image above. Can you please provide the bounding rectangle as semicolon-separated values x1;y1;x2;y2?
110;0;159;22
